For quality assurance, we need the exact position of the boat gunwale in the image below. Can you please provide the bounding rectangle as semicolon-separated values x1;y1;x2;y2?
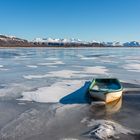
89;78;123;94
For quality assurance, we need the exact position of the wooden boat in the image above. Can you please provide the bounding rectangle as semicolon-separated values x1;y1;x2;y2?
89;78;123;103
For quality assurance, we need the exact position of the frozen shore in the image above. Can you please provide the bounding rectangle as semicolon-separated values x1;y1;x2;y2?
0;48;140;139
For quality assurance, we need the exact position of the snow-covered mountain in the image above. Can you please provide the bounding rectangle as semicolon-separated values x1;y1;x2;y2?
102;41;123;46
0;35;30;47
0;35;27;42
33;38;119;46
0;34;140;47
123;41;140;47
33;37;86;44
33;37;140;47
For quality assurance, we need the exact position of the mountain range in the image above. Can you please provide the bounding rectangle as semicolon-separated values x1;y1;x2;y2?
0;35;140;47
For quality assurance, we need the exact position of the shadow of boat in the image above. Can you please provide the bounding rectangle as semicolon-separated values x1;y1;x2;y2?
59;81;91;104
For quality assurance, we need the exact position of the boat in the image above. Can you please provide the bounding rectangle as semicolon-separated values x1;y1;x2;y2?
89;78;123;103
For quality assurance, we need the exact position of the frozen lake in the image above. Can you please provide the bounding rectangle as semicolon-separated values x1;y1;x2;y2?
0;47;140;140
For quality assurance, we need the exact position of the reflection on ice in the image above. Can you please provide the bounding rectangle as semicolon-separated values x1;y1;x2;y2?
90;98;122;116
105;97;122;114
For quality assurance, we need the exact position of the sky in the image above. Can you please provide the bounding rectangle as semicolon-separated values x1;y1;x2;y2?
0;0;140;42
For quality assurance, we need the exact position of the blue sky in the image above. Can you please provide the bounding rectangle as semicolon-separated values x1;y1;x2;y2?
0;0;140;42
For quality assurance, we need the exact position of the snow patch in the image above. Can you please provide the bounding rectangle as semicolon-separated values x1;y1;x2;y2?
84;66;108;75
61;138;78;140
0;68;9;71
45;58;59;60
19;80;85;103
81;118;134;140
23;74;48;79
38;61;64;66
26;65;38;68
123;64;140;72
0;83;31;99
81;57;97;60
78;55;96;60
48;70;81;78
23;70;82;80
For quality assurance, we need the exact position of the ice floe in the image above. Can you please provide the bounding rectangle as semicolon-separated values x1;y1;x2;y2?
19;80;86;103
84;66;109;75
48;70;82;78
23;66;109;80
81;57;97;60
23;70;84;80
0;83;32;99
123;64;140;72
26;65;38;68
23;74;48;79
78;55;97;60
45;57;59;60
61;138;78;140
0;68;9;71
38;61;64;66
0;65;9;71
81;118;134;140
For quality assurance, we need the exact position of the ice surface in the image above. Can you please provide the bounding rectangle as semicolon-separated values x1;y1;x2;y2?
0;48;140;140
0;107;55;140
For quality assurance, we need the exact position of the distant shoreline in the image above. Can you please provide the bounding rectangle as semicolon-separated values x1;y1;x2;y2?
0;46;140;48
0;35;140;48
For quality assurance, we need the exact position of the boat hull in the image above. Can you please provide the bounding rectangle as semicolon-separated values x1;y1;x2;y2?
89;90;123;103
